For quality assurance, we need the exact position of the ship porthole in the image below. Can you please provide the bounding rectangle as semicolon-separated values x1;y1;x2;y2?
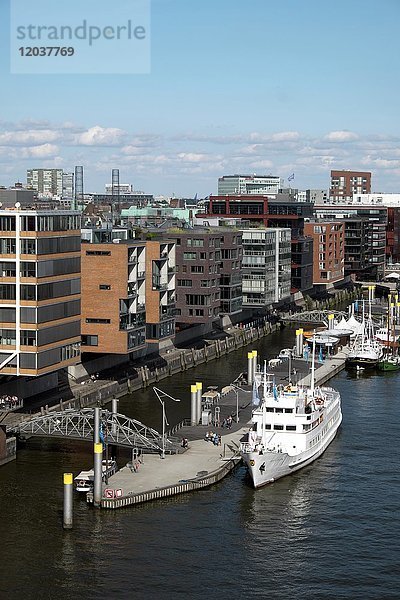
250;460;255;466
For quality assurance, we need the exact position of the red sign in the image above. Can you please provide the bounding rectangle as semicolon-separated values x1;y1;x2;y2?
104;488;114;499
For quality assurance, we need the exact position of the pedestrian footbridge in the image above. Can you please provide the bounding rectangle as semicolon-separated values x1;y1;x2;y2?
12;408;180;454
282;310;348;325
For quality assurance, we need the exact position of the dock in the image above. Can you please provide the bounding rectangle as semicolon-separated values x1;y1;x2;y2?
94;346;350;509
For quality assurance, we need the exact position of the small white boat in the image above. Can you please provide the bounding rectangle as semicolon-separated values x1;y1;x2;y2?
74;459;118;492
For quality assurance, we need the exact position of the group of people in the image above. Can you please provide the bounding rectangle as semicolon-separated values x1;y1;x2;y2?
204;431;221;446
221;415;233;430
0;395;21;411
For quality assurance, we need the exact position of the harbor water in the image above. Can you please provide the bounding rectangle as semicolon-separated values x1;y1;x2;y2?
1;329;399;599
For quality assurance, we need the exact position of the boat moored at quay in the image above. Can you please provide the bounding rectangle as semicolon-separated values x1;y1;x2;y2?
240;358;342;488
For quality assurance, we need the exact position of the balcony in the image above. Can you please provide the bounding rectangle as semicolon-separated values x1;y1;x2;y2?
127;285;137;298
152;281;168;291
137;270;146;279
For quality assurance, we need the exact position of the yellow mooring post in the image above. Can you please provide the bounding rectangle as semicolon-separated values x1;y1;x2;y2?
247;351;253;385
93;442;103;508
63;473;73;529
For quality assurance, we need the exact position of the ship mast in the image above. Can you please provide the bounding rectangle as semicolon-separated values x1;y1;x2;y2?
310;331;316;396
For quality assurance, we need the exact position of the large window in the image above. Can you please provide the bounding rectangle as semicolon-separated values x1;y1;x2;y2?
81;335;98;346
0;329;16;345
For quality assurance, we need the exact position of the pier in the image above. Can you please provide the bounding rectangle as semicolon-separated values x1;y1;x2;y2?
92;346;350;509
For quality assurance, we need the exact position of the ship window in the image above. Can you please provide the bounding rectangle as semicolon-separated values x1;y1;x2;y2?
265;424;271;430
286;425;296;431
273;425;284;430
266;407;274;412
284;408;293;413
303;424;311;431
275;408;283;413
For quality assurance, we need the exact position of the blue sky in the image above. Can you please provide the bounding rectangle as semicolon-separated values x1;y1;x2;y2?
1;0;400;196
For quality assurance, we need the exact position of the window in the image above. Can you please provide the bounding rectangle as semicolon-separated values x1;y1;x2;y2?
0;329;16;345
177;279;192;287
286;425;296;431
86;250;111;256
85;318;110;324
99;284;111;290
81;334;98;346
195;309;204;316
20;330;36;346
273;425;284;431
183;252;197;260
199;252;206;259
191;265;204;273
21;239;36;254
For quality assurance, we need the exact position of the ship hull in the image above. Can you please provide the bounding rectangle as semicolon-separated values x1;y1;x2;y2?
242;414;342;488
345;356;378;370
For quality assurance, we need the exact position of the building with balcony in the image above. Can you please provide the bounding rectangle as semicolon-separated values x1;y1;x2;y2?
304;221;345;285
0;208;81;378
330;170;371;201
81;240;147;356
27;168;64;197
172;228;242;326
315;205;387;280
241;228;291;308
145;240;176;346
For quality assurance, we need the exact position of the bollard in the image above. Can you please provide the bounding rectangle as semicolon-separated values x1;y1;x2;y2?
111;398;118;437
247;351;253;386
295;328;303;357
196;382;202;426
63;473;73;529
93;442;103;508
252;350;258;380
94;406;101;444
328;314;334;330
190;384;197;426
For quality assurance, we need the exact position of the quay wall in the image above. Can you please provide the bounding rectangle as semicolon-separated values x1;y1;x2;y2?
99;455;242;509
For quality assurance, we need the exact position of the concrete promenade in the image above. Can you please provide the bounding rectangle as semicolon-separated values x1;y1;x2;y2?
97;346;349;509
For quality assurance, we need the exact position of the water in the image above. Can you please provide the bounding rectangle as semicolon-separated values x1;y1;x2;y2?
1;330;399;599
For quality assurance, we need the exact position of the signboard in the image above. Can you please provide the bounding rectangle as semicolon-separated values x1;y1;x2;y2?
104;488;114;499
115;489;123;498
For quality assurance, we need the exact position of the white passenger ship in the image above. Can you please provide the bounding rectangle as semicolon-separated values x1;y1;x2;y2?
240;359;342;488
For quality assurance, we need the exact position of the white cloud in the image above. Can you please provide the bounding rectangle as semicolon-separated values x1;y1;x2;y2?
324;130;359;142
248;159;274;170
19;144;59;158
0;129;60;146
75;125;126;146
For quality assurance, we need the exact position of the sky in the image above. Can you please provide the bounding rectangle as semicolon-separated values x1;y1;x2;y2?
1;0;400;197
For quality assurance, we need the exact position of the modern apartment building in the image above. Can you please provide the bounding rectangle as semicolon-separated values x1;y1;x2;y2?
173;228;242;325
330;170;371;201
0;208;81;377
62;172;74;203
145;240;176;345
27;169;64;197
218;175;283;196
304;221;345;285
200;195;314;293
315;205;387;280
81;233;176;356
81;240;147;356
241;228;291;307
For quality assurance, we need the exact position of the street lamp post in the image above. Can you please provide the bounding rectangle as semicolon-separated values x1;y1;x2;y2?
153;387;181;459
229;383;250;424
